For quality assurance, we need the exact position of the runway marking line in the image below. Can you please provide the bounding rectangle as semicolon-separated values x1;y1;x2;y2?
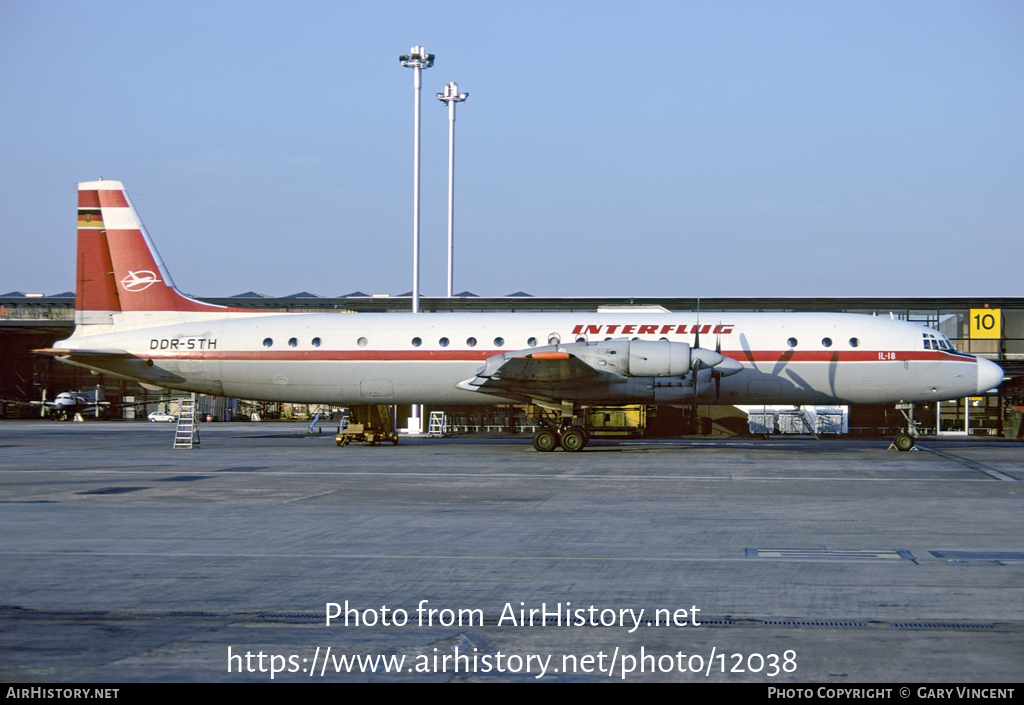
0;550;812;562
746;548;915;561
0;469;1003;483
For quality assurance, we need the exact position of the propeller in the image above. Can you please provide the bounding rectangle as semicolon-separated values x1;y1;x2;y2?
684;302;746;433
712;324;723;402
690;309;736;432
691;299;703;433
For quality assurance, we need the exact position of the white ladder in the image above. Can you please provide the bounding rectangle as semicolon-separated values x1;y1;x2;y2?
427;411;446;437
173;396;201;449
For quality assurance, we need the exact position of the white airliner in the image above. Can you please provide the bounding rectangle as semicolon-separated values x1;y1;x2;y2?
38;180;1004;451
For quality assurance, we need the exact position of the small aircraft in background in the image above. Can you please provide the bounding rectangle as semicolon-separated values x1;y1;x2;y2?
1;387;175;421
1;387;109;419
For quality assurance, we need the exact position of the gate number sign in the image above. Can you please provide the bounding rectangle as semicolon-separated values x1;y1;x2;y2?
969;308;1001;339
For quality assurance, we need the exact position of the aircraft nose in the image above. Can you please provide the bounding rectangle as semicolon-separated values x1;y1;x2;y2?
976;357;1004;394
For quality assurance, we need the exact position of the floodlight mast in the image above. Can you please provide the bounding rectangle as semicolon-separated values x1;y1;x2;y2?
399;46;434;313
437;82;468;298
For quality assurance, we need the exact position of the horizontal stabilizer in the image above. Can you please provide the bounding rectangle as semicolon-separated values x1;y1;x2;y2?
33;347;132;357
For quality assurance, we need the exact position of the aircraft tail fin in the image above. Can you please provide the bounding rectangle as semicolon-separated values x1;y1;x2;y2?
75;180;248;327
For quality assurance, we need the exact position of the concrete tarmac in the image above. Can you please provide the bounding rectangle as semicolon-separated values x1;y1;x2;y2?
0;421;1021;683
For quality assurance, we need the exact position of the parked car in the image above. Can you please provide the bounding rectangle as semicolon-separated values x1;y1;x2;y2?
148;411;177;423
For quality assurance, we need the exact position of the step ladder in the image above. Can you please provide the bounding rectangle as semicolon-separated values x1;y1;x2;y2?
173;396;201;449
427;411;446;437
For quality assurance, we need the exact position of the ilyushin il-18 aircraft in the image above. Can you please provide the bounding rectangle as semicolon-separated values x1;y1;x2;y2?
37;180;1004;451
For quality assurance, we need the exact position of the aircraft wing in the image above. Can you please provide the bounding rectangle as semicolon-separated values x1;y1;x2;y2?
457;348;624;404
458;339;744;406
0;399;52;408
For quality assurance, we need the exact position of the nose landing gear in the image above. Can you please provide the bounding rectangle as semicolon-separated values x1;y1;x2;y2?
889;403;920;452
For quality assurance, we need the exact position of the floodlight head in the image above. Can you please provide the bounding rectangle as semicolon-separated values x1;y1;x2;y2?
400;45;434;69
437;81;469;104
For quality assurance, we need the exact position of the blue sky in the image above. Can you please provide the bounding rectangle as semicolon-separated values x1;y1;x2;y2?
1;0;1021;298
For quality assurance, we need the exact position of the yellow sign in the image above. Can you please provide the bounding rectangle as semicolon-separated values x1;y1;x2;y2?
969;309;1001;339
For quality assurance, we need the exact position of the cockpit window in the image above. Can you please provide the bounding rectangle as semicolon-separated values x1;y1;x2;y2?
923;333;953;352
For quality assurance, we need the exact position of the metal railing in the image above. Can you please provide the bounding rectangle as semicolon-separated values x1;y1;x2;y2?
0;304;74;321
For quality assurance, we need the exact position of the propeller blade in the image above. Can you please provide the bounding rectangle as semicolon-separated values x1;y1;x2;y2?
715;320;722;402
695;297;701;350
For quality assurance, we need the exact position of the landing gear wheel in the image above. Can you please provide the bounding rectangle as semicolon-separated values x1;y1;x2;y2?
560;428;587;452
532;429;559;452
894;433;915;452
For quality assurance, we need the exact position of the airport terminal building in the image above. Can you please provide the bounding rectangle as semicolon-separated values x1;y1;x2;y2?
2;291;1022;438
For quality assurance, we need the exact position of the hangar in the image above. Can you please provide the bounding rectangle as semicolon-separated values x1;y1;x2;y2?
2;291;1021;439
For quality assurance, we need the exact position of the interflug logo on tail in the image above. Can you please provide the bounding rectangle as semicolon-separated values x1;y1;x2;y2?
120;270;161;292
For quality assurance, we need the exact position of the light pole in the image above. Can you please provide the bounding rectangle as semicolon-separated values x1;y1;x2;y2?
399;46;434;314
437;81;468;298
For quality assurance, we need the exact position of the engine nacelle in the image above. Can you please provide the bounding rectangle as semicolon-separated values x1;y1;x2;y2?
564;340;692;377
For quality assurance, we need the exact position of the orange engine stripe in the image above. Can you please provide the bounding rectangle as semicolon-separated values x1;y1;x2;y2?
527;352;571;360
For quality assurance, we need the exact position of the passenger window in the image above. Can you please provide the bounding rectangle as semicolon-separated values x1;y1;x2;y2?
822;337;832;348
357;337;368;347
439;337;450;347
312;337;321;347
527;337;537;347
411;337;422;347
849;338;859;348
787;338;798;348
288;337;298;348
466;337;477;347
548;334;560;345
263;338;273;348
493;337;504;347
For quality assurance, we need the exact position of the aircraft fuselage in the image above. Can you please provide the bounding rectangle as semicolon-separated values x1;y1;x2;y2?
54;310;1001;407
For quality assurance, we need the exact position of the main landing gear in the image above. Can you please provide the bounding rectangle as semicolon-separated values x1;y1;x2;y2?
531;400;590;452
532;424;590;452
